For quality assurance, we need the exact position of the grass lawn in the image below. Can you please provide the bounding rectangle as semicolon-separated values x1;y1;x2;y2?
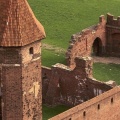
93;63;120;85
41;49;66;67
42;105;70;120
28;0;120;49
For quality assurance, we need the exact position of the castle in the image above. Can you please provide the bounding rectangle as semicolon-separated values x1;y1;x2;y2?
42;13;120;120
0;0;120;120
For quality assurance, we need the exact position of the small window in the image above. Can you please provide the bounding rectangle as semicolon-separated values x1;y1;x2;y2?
69;118;72;120
86;85;88;89
29;47;34;54
83;111;86;117
111;98;114;104
98;104;100;110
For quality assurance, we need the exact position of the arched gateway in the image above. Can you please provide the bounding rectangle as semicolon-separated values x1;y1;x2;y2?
92;38;102;56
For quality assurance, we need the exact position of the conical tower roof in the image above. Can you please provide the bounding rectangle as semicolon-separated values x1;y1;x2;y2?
0;0;46;46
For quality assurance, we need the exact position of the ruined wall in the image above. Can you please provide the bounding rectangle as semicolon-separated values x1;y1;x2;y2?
66;14;120;68
106;13;120;57
1;41;42;120
49;86;120;120
42;66;51;103
66;15;106;68
42;57;112;107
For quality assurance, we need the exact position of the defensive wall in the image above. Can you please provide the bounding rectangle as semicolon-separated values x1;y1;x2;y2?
42;57;112;107
66;13;120;68
49;86;120;120
106;13;120;57
66;15;106;68
42;13;120;120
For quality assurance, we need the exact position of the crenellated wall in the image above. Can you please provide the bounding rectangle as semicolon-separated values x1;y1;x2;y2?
107;13;120;27
49;86;120;120
42;57;112;107
106;13;120;56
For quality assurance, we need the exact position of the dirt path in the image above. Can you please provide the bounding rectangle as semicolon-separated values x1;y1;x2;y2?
42;43;66;54
93;56;120;64
42;43;120;64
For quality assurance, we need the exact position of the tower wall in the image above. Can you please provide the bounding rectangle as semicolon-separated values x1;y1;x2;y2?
1;40;42;120
2;66;22;120
0;47;22;120
106;13;120;57
21;41;42;120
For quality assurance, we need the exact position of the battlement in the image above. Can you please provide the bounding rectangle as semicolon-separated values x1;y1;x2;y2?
107;13;120;27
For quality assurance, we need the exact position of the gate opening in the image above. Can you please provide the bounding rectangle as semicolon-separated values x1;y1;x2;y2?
92;38;102;56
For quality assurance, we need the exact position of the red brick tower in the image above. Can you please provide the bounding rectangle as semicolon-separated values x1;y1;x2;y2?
0;0;45;120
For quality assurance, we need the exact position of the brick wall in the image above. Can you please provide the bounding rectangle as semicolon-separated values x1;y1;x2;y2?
21;41;42;120
42;57;112;107
22;60;41;120
66;14;120;69
1;40;42;120
106;13;120;57
2;66;22;120
42;66;51;103
66;15;106;68
49;86;120;120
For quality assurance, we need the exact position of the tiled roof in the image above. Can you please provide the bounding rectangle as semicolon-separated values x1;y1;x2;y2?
0;0;46;46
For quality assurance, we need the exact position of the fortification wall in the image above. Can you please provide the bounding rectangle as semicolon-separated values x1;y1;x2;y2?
42;66;51;103
66;14;120;69
106;13;120;57
42;57;112;106
66;15;106;68
49;86;120;120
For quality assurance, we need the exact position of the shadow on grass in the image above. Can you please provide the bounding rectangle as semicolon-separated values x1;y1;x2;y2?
43;105;70;120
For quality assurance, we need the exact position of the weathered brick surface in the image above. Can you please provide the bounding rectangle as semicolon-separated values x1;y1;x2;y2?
42;57;112;107
66;15;106;68
1;41;42;120
49;86;120;120
21;41;41;63
106;13;120;57
42;66;51;103
2;66;22;120
22;60;41;120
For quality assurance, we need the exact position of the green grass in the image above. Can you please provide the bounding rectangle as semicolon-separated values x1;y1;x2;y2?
41;49;66;67
93;63;120;85
42;105;70;120
28;0;120;49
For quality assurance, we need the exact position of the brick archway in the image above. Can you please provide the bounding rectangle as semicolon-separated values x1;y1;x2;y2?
92;37;102;56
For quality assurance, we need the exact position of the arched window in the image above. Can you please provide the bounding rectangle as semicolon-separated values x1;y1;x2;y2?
111;98;114;104
98;104;100;110
29;47;34;54
92;37;102;56
83;111;86;117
